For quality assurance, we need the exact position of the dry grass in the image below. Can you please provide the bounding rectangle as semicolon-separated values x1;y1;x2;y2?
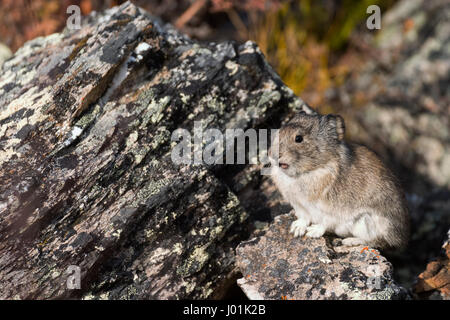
240;0;397;112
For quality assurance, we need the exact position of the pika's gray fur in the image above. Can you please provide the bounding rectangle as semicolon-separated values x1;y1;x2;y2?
269;112;410;250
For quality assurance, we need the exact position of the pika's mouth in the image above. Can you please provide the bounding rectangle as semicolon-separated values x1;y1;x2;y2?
279;163;289;169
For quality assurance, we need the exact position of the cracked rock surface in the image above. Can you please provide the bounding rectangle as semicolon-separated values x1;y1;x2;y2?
236;213;409;300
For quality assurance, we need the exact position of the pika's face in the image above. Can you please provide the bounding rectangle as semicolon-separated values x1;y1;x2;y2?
270;113;345;177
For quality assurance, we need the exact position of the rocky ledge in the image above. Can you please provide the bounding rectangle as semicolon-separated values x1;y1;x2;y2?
236;213;408;300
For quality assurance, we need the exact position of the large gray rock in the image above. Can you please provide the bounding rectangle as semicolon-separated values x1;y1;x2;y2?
0;2;311;299
236;213;408;300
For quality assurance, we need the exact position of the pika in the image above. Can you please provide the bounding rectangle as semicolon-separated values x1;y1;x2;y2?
269;112;410;250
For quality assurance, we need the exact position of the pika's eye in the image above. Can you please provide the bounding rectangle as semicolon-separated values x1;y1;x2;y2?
295;135;303;143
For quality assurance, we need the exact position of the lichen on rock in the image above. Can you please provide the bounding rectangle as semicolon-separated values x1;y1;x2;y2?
236;213;409;300
0;2;309;299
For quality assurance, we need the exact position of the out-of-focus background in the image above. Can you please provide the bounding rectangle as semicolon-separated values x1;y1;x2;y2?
0;0;448;297
0;0;398;110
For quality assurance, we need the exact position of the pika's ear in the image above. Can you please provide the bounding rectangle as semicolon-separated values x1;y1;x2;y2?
324;114;345;140
335;115;345;140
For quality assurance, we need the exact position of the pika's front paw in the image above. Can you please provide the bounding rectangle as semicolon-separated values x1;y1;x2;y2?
306;224;326;238
290;219;308;237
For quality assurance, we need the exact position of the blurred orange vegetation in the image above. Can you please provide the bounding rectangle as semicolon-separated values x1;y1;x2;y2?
0;0;123;52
